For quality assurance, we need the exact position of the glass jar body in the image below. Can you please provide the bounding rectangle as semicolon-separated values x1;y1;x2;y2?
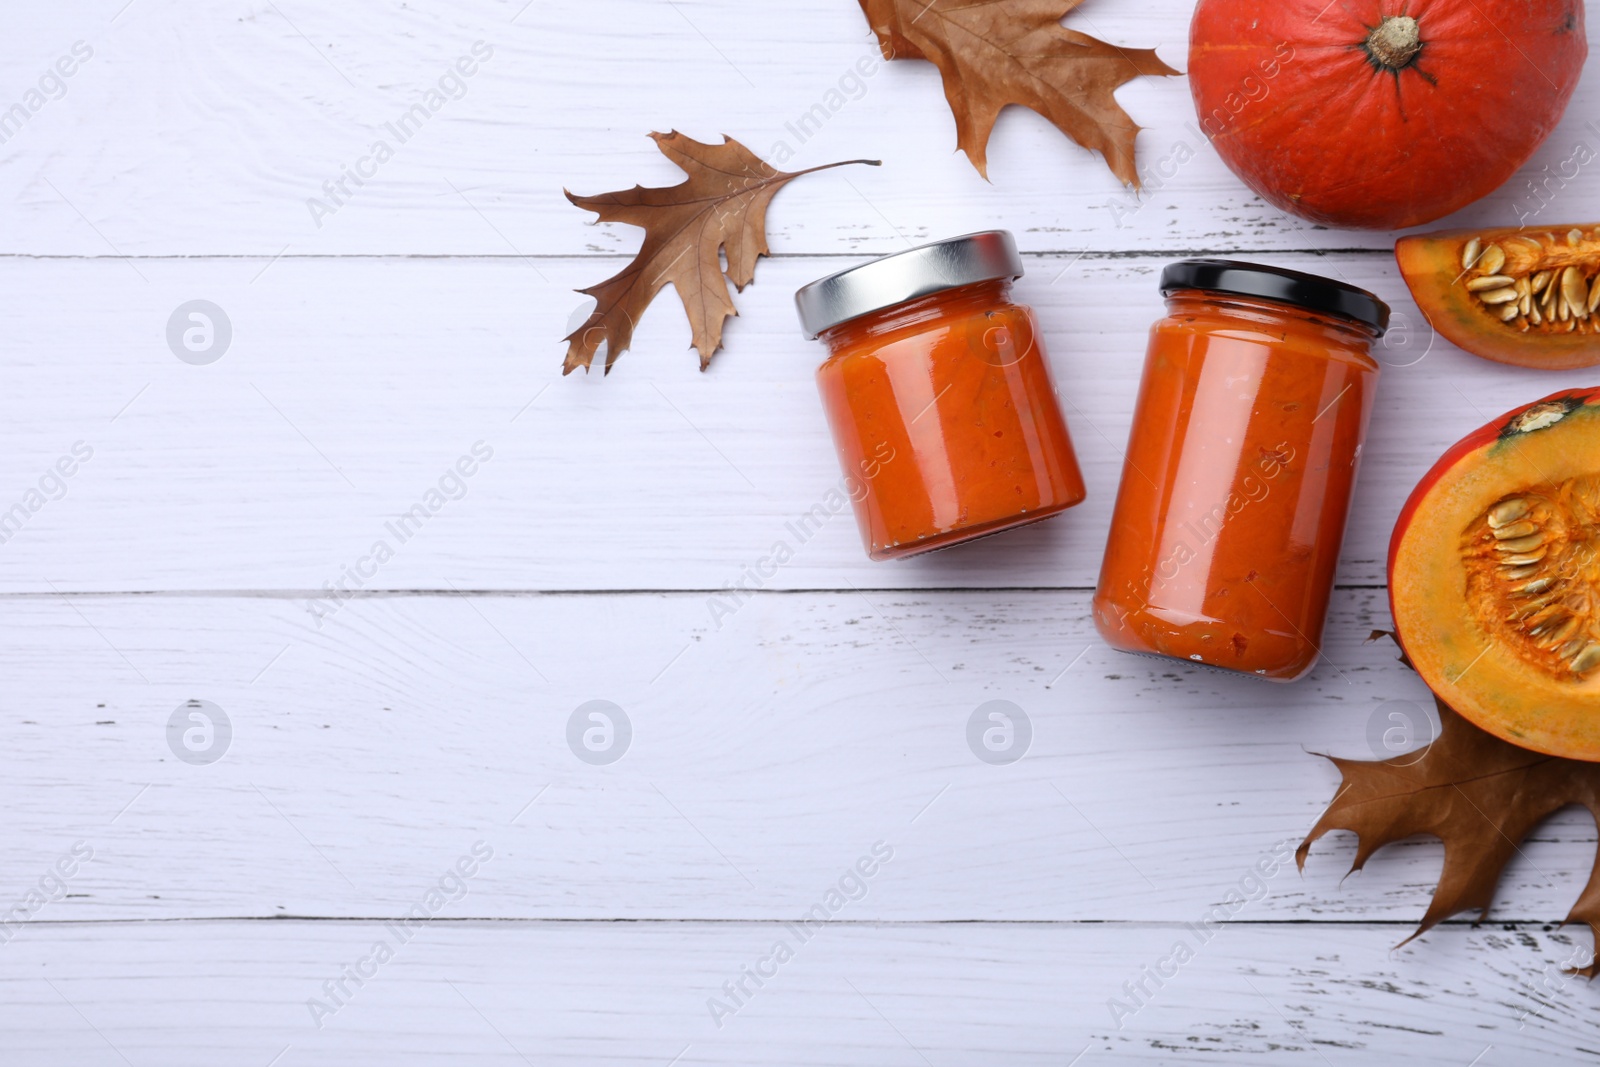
816;279;1086;560
1092;290;1382;681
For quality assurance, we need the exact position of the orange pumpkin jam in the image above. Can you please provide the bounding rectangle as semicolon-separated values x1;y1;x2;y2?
813;278;1086;560
1093;263;1387;680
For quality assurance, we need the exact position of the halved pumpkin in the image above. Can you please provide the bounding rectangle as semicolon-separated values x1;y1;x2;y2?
1395;225;1600;370
1390;388;1600;759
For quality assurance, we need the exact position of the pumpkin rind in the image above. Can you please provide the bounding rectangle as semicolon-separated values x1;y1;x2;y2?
1390;389;1600;760
1189;0;1587;230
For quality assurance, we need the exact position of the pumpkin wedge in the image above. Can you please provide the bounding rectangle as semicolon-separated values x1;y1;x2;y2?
1390;389;1600;760
1396;225;1600;370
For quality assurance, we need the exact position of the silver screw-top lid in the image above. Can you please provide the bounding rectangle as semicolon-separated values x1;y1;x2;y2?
794;230;1024;339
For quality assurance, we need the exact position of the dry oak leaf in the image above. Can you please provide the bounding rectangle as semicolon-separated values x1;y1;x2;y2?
563;132;876;375
858;0;1178;185
1300;694;1600;977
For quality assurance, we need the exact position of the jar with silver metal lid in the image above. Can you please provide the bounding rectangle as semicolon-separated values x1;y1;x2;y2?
795;231;1086;560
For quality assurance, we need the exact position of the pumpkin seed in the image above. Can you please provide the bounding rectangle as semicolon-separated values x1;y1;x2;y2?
1531;270;1554;294
1562;267;1589;320
1523;603;1567;630
1573;644;1600;674
1544;617;1582;648
1467;274;1515;291
1461;237;1482;271
1488;498;1532;527
1492;519;1538;540
1479;287;1519;305
1531;615;1569;639
1479;244;1506;274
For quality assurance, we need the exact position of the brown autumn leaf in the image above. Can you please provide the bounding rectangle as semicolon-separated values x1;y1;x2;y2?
1300;691;1600;977
858;0;1178;185
563;132;877;374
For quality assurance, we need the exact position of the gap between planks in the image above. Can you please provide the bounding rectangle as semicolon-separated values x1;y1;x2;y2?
0;585;1392;598
0;916;1554;928
0;249;1396;263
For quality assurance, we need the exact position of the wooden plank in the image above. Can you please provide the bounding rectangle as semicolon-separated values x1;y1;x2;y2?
0;919;1593;1064
1;589;1594;923
1;254;1592;593
2;0;1595;256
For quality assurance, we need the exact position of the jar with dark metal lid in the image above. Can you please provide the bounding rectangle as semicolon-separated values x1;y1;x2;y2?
796;231;1086;560
1093;258;1390;680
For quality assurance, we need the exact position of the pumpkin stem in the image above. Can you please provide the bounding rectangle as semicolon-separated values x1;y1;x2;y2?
1366;15;1423;70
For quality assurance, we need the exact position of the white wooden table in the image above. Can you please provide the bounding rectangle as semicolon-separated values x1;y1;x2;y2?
3;1;1598;1062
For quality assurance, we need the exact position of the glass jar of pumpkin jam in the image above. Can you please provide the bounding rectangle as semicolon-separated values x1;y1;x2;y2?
1093;260;1389;681
795;232;1086;560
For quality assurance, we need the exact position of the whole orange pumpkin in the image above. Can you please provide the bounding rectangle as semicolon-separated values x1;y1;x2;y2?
1189;0;1587;229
